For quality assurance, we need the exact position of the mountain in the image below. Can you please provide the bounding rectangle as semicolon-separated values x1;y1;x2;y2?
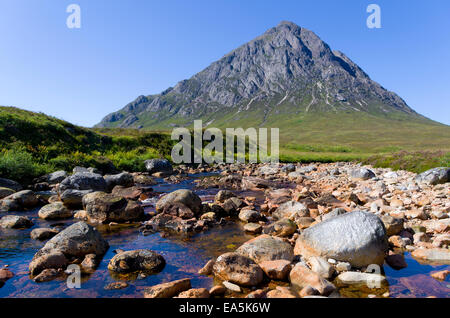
96;21;449;153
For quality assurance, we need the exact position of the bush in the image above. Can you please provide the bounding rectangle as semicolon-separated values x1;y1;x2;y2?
0;148;50;184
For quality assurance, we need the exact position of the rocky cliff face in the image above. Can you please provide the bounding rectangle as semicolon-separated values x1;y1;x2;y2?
96;21;417;129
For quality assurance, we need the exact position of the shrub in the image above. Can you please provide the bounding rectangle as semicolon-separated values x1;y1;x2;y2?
0;148;50;183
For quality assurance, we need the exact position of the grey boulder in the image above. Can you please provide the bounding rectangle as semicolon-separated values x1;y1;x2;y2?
415;167;450;185
294;211;388;267
144;159;173;174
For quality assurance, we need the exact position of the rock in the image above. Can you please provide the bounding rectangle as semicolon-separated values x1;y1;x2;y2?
0;268;14;287
244;223;262;234
238;209;260;223
246;289;267;298
388;235;408;248
30;228;59;240
60;189;93;208
198;259;215;276
213;252;264;287
322;208;347;221
289;263;336;296
144;278;191;298
107;249;165;274
111;186;143;201
385;253;407;270
267;286;297;298
222;197;246;215
156;189;202;216
263;218;297;237
411;248;450;265
381;215;404;236
144;159;173;174
336;271;387;286
38;202;73;220
104;172;134;191
0;215;33;229
33;268;61;283
415;167;450;185
299;285;320;297
349;168;376;180
1;190;38;210
335;262;351;272
236;234;294;264
258;164;280;176
0;178;22;192
430;270;450;281
273;201;309;220
432;234;450;248
47;171;68;184
294;211;388;267
241;176;270;190
80;254;99;271
133;174;156;185
59;172;107;193
215;190;236;203
259;260;292;280
178;288;210;298
209;285;227;296
307;256;335;279
0;187;15;199
222;281;241;293
29;222;109;275
82;192;144;223
295;217;316;229
104;282;129;290
29;251;68;276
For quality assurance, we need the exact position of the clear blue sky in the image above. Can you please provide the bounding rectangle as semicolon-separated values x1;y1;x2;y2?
1;0;449;126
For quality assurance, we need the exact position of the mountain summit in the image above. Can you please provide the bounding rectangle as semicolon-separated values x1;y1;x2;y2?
96;21;420;130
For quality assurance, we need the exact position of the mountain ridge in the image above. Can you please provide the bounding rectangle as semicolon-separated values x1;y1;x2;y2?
96;21;430;130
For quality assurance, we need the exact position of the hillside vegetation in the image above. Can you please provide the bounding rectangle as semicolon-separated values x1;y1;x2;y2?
0;106;174;183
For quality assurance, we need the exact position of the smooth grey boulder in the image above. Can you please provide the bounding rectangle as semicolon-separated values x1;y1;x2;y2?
294;211;388;267
156;189;202;215
47;171;68;184
236;234;294;264
59;172;107;193
349;168;376;180
104;172;134;191
415;167;450;185
0;178;22;192
144;159;173;174
0;190;39;211
29;222;109;276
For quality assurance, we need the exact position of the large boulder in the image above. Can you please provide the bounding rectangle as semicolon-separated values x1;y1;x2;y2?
35;171;68;185
235;234;294;264
144;159;173;174
38;202;73;220
294;211;388;267
156;189;202;216
108;249;166;273
0;215;33;229
82;192;144;223
213;252;264;287
1;190;38;211
272;201;310;221
59;172;107;193
104;172;134;192
29;222;109;275
415;167;450;185
0;178;22;192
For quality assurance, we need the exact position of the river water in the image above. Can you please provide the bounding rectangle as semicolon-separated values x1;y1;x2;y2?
0;173;448;298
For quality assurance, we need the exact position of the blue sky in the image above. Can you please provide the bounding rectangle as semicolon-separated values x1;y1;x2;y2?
0;0;449;126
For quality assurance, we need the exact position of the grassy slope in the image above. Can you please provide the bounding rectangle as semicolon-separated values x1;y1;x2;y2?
0;106;174;183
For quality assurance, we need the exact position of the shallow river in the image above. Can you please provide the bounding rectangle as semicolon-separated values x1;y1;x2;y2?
0;173;449;298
